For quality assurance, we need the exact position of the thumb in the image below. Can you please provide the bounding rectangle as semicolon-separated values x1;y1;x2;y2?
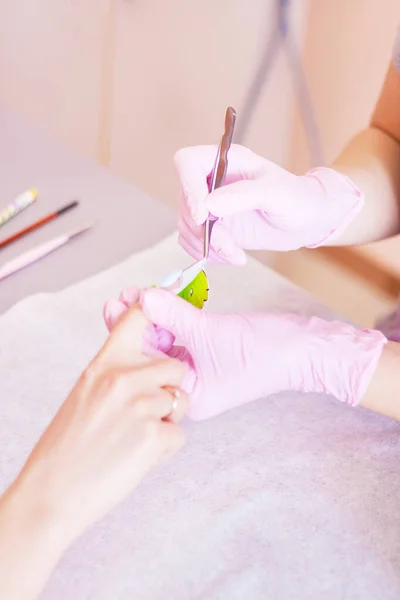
98;303;152;365
141;288;201;348
103;299;127;332
206;179;268;218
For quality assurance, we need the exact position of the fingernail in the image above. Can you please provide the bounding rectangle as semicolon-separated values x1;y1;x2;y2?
103;299;126;330
156;326;175;352
120;286;139;306
103;303;111;330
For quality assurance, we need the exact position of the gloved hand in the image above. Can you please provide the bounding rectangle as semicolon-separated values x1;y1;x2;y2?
175;144;364;264
104;287;386;421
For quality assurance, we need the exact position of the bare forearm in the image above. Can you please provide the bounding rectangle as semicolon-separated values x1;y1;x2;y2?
328;126;400;246
0;480;68;600
360;341;400;420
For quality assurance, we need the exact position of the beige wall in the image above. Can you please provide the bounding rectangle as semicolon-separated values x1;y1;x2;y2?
2;1;398;187
289;0;400;173
287;0;400;277
0;0;110;158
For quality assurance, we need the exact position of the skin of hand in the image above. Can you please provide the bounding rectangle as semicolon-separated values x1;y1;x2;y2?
104;287;387;422
0;304;188;600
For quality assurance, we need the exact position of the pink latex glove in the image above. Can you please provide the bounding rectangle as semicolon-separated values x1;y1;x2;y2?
175;144;364;264
103;287;175;356
104;287;386;421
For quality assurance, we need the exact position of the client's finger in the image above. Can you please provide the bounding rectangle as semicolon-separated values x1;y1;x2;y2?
141;288;201;350
119;286;140;307
99;304;151;365
167;346;197;394
104;299;128;331
155;326;175;353
133;387;188;423
125;358;186;394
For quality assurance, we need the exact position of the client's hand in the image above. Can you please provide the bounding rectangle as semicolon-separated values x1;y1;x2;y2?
104;288;385;421
18;304;187;539
174;144;363;264
0;304;189;600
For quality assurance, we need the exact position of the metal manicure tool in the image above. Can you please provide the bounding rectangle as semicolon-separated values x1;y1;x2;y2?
160;106;237;295
203;106;236;259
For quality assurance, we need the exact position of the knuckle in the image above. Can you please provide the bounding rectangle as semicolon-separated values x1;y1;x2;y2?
173;146;192;166
172;358;186;379
141;359;164;381
123;305;148;333
98;369;123;398
80;362;129;405
128;364;150;391
98;366;135;401
129;304;145;321
160;357;185;383
173;147;184;164
143;419;160;443
131;396;150;418
81;359;104;388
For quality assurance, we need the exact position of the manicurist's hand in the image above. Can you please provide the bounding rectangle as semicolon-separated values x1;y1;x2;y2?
105;287;386;422
174;144;364;263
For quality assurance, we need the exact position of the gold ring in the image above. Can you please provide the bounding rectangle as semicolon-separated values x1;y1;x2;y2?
168;388;181;418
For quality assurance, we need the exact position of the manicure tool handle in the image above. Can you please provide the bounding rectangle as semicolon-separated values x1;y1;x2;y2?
0;235;68;281
204;107;237;258
209;107;237;194
0;189;38;227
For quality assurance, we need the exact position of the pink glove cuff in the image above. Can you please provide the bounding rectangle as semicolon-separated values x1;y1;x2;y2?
305;167;364;248
375;299;400;343
298;317;387;406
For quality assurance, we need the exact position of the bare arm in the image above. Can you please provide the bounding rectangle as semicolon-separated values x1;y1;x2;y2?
0;483;66;600
360;339;400;420
327;62;400;246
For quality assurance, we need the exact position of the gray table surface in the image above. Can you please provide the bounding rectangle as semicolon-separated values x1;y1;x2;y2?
0;110;176;314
